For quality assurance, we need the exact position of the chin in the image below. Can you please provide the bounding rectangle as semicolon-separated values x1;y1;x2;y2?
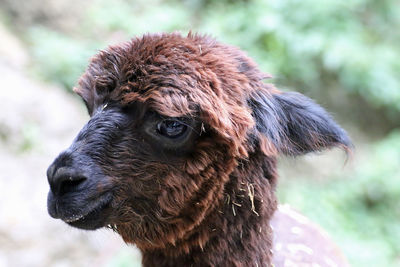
65;200;112;230
47;188;113;230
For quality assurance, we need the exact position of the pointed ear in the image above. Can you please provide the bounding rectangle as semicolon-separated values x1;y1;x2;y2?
248;89;352;155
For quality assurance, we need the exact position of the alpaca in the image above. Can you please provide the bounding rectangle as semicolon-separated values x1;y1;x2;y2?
47;33;351;266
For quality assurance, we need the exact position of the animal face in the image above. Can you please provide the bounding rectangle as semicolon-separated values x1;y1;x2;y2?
47;101;209;246
47;33;255;249
46;33;350;250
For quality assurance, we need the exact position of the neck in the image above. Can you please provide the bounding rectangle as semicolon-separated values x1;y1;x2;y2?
141;153;278;267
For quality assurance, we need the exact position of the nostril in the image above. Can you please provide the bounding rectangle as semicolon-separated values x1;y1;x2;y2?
47;164;87;196
58;176;86;195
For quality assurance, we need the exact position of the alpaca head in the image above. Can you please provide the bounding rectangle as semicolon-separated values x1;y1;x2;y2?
47;33;350;252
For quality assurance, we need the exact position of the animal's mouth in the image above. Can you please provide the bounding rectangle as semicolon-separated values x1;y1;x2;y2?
63;194;113;230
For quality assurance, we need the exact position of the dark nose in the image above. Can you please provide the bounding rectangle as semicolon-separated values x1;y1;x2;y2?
47;162;87;196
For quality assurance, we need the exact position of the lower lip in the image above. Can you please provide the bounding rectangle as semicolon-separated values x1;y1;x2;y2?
63;196;112;227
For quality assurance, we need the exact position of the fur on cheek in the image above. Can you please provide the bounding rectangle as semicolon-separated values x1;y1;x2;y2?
114;143;239;253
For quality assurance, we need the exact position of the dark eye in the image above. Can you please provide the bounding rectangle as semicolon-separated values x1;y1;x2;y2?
157;120;187;138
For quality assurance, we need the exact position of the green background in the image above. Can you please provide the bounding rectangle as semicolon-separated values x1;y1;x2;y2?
1;0;399;266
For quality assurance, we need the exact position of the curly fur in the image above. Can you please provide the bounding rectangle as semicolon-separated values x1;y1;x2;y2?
47;32;351;266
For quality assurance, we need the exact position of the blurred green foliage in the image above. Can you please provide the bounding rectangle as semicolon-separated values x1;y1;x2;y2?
279;130;400;266
28;27;97;90
26;0;400;117
19;122;40;152
106;249;141;267
14;0;400;265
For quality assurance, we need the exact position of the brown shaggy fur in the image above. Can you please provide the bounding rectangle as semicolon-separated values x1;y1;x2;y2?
47;32;350;266
77;32;278;265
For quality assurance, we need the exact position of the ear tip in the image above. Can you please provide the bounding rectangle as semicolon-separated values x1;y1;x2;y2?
336;130;354;155
339;129;352;145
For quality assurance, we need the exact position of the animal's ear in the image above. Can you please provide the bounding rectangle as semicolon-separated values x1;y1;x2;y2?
248;89;351;155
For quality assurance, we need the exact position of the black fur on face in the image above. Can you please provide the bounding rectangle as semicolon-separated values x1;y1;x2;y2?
47;102;201;230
